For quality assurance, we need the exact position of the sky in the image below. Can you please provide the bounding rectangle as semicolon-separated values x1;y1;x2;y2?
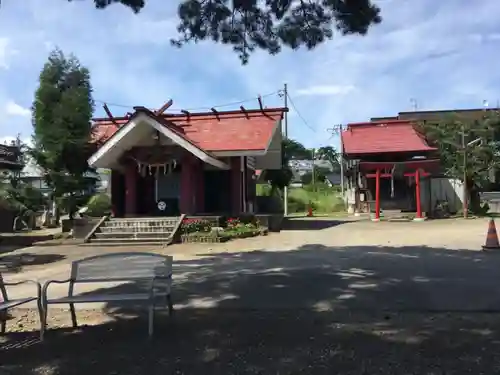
1;0;500;150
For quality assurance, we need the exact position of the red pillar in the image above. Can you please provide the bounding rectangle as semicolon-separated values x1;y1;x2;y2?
415;168;422;219
180;153;196;214
374;168;381;220
195;159;205;214
124;165;137;217
230;157;242;214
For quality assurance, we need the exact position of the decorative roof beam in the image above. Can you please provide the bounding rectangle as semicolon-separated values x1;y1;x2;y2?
257;95;264;111
211;107;220;121
181;109;190;120
156;99;174;115
103;104;119;127
240;105;249;119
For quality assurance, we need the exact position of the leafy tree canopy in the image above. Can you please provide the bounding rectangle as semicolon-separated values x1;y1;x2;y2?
285;138;312;160
316;145;340;172
77;0;382;63
31;49;97;218
419;114;500;211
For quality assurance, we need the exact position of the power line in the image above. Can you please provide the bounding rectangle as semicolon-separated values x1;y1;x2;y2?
285;93;316;133
94;90;281;112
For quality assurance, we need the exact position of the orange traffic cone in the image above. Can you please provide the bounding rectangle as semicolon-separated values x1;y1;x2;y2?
482;219;500;251
307;205;313;217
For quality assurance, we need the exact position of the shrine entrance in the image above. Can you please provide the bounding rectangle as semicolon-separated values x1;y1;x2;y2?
360;160;440;221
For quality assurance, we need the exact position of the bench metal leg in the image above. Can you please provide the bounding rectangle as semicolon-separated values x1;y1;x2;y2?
148;304;154;338
40;301;48;341
0;311;6;334
36;297;44;341
69;303;77;328
167;294;173;316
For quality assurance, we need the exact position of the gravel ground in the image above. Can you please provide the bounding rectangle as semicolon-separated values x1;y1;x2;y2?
2;308;500;374
1;218;497;374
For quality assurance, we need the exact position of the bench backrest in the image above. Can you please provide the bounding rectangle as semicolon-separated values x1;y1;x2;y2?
70;252;172;283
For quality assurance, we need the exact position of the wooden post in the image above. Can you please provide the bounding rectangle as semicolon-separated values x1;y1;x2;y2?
374;168;381;221
415;168;422;220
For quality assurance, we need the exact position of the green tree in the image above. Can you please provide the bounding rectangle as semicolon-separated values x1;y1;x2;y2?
285;138;313;160
31;49;96;220
420;114;500;213
316;145;340;172
64;0;382;64
0;137;48;229
300;166;329;185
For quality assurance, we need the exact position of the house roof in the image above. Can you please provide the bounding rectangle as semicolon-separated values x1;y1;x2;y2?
92;107;286;152
341;120;436;155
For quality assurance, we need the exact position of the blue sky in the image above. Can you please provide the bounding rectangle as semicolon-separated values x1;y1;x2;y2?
1;0;500;149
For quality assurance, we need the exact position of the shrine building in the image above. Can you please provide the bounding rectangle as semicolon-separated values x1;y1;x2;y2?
341;119;441;221
88;103;286;217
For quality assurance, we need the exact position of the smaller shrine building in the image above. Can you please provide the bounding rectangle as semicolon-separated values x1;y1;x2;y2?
341;119;441;220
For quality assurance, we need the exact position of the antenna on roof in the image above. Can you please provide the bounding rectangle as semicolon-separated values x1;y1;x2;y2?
257;95;264;111
240;105;249;119
210;107;220;121
103;104;119;127
155;99;173;115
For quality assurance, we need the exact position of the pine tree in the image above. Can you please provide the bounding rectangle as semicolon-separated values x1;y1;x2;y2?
59;0;382;64
31;49;96;220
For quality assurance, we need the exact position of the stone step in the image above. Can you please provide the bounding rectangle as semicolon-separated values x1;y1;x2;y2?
100;226;176;233
87;216;182;246
94;232;173;240
83;238;172;247
104;220;179;228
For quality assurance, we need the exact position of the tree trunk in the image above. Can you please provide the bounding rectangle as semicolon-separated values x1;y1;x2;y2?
467;178;481;214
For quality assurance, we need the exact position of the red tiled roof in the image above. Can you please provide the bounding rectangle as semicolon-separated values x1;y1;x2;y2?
341;120;436;155
92;108;285;152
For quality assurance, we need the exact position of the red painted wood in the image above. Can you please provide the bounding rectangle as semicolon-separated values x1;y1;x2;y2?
404;171;430;177
366;173;392;178
375;168;380;220
415;169;422;219
124;164;137;216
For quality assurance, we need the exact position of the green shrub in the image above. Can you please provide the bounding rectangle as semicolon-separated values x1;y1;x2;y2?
287;187;344;213
181;218;212;233
85;193;111;217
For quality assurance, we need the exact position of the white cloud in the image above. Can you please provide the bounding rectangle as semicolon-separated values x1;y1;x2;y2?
0;37;11;69
5;100;30;117
296;85;356;97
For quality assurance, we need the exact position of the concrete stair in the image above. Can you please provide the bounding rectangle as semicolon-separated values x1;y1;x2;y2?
87;217;181;246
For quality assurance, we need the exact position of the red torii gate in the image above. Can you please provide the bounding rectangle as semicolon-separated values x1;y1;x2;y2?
359;159;441;221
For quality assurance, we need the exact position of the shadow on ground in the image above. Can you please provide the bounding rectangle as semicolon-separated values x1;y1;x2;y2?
0;252;65;273
3;244;500;374
282;218;350;230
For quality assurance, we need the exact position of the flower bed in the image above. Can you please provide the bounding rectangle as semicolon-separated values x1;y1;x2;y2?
179;216;268;244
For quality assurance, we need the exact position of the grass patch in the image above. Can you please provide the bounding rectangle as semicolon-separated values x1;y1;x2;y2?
288;184;344;214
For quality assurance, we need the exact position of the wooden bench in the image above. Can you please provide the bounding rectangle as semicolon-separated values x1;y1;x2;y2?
41;252;173;340
0;273;43;336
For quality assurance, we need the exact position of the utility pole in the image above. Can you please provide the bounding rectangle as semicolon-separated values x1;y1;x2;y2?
340;140;345;206
462;125;468;219
283;83;289;217
311;148;316;191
